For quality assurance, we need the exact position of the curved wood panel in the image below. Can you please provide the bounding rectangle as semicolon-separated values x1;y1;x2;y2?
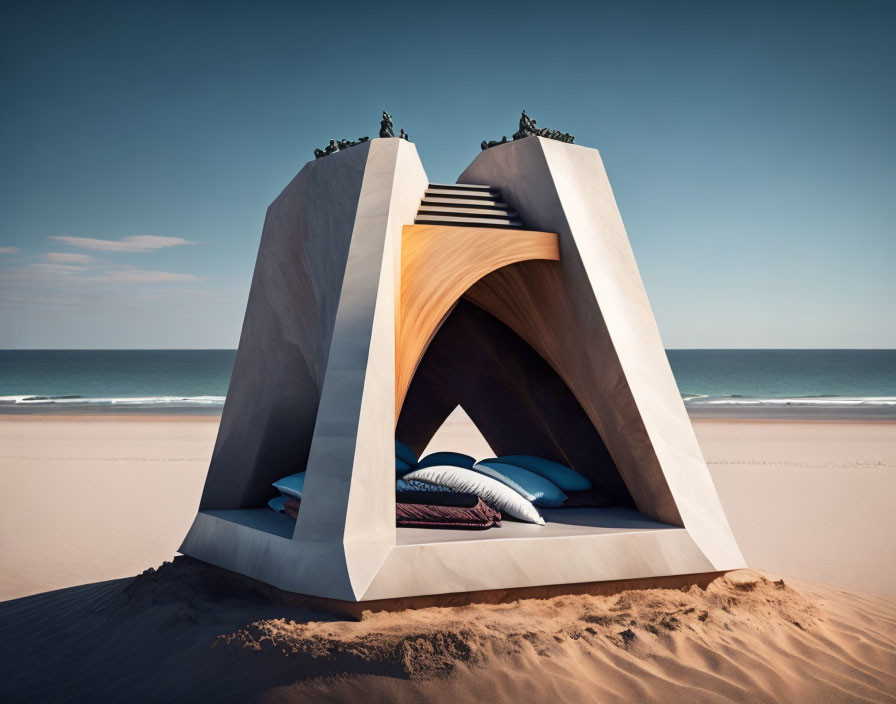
396;224;559;414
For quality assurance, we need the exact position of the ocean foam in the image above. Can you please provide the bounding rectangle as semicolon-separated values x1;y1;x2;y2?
0;395;225;406
683;396;896;407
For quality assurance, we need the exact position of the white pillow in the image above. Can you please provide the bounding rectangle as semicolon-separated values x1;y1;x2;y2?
403;466;545;525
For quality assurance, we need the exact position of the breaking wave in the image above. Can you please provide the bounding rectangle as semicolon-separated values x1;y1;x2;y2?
682;395;896;407
0;395;225;407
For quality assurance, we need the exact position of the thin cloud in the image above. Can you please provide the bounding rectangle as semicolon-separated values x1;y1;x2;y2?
0;246;20;254
1;262;202;286
44;252;93;263
50;235;195;252
84;269;201;284
29;262;90;274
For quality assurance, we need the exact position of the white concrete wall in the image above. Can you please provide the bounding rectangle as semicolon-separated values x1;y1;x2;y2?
199;142;371;511
294;139;428;599
460;137;744;570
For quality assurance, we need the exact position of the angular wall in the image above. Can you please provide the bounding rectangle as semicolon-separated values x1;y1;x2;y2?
459;137;743;569
200;141;373;511
195;138;428;599
293;138;428;598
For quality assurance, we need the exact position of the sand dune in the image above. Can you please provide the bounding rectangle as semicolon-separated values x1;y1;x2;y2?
1;558;894;703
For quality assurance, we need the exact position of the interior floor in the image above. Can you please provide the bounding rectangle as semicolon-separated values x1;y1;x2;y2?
198;507;681;546
202;508;296;539
396;507;678;545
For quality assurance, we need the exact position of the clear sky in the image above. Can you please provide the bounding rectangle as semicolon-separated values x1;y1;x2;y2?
1;0;893;349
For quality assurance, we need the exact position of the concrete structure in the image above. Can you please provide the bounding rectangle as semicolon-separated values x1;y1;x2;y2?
180;135;745;602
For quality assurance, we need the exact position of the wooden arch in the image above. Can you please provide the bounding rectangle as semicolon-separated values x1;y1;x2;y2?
396;223;559;414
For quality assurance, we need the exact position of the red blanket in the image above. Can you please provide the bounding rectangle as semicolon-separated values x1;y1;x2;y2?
279;497;502;530
396;498;501;529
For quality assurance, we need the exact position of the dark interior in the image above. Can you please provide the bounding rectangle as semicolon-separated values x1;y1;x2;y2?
397;299;635;508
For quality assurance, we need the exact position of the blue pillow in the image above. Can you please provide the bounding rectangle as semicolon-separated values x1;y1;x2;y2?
396;457;412;476
272;471;306;499
416;451;476;470
395;439;418;466
494;455;592;492
472;461;567;507
268;495;288;512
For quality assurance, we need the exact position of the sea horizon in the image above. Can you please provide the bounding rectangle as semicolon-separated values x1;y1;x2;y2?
1;348;894;418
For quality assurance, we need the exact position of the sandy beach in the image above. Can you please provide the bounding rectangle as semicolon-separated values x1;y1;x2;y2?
0;415;219;601
1;415;895;702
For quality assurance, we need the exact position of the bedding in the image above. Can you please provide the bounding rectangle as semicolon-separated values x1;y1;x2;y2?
267;495;288;512
415;451;476;470
284;498;300;520
395;489;480;508
472;460;568;508
395;439;418;466
396;498;501;529
403;466;545;525
396;477;455;493
492;454;592;492
396;457;413;475
272;471;306;499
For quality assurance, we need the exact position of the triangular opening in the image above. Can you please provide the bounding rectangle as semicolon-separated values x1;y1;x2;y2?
419;405;495;461
397;300;635;508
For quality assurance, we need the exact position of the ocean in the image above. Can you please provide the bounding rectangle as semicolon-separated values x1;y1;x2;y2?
1;349;894;416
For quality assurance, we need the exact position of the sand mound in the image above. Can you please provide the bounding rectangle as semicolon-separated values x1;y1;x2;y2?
1;558;894;703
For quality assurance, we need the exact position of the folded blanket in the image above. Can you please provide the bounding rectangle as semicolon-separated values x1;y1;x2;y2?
396;498;501;529
277;496;500;530
395;489;480;508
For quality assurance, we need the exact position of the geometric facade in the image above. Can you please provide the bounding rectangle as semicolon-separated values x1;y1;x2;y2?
180;136;745;602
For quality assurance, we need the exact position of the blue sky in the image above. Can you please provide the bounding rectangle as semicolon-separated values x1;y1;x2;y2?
1;0;893;348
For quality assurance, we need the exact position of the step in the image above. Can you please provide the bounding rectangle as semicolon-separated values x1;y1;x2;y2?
428;183;498;193
421;197;511;209
414;215;522;228
417;205;520;220
425;189;499;201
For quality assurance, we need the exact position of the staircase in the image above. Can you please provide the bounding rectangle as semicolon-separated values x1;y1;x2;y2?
414;183;522;229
